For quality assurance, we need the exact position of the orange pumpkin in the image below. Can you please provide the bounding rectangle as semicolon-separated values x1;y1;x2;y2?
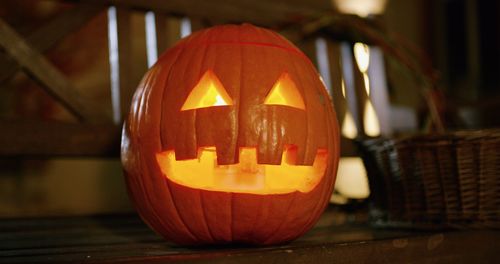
121;24;340;245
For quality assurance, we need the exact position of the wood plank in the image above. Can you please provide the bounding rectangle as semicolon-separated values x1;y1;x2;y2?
108;232;500;264
0;209;498;264
153;13;169;54
0;18;109;123
165;17;182;48
0;3;104;84
77;0;328;26
189;17;206;32
111;8;149;121
296;38;318;66
151;14;181;55
326;41;346;125
0;120;120;156
116;7;134;120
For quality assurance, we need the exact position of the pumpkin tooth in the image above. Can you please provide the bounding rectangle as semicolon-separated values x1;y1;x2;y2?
256;145;283;165
238;148;259;173
302;148;318;166
283;145;298;165
173;148;198;161
214;145;238;165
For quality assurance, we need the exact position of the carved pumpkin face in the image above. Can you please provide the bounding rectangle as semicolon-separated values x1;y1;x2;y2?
122;24;339;245
155;69;328;194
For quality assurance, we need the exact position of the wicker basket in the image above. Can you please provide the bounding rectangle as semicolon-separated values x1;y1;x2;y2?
358;129;500;229
295;12;500;229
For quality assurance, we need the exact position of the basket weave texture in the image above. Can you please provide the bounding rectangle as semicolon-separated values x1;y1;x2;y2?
358;129;500;229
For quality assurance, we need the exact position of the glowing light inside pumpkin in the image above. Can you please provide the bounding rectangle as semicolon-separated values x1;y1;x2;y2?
264;73;305;110
181;70;233;111
156;147;327;194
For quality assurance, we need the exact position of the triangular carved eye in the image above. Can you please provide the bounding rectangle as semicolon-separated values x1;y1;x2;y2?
264;72;305;110
181;70;233;111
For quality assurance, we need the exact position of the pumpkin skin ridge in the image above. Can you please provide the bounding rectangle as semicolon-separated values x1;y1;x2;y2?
289;51;340;242
125;68;198;244
169;28;212;160
123;24;339;245
158;73;206;244
265;34;339;243
164;178;325;244
239;26;288;244
260;46;323;244
229;193;234;242
290;37;329;237
260;43;311;244
231;30;243;243
126;46;212;245
192;29;218;243
191;30;236;243
239;24;322;244
155;39;208;243
298;86;340;243
238;25;316;244
125;71;197;244
159;158;334;245
198;191;217;242
261;192;298;244
172;27;238;245
288;39;312;165
164;29;223;243
123;116;181;244
250;27;313;165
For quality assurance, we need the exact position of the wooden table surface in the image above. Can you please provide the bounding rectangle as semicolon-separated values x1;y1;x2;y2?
1;207;498;263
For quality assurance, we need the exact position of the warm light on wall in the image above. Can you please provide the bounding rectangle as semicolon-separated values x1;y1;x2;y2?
341;78;346;97
363;74;370;95
353;42;380;137
354;43;370;72
354;43;371;95
334;157;370;199
332;0;388;17
364;100;380;136
341;111;358;139
340;79;359;139
341;78;357;139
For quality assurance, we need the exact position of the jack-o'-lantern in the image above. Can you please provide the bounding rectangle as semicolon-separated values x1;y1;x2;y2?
121;24;340;245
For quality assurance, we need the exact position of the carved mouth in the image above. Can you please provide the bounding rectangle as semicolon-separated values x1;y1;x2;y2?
156;147;328;194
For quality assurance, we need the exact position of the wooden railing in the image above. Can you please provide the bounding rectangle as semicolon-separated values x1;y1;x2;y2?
0;0;379;157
